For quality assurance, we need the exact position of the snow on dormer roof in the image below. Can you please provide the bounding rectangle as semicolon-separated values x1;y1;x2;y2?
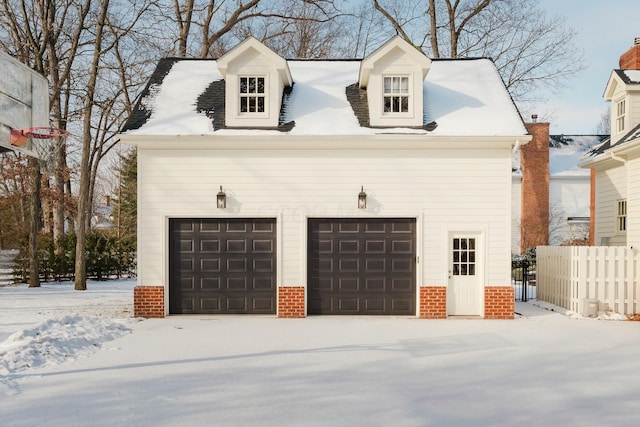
121;57;526;137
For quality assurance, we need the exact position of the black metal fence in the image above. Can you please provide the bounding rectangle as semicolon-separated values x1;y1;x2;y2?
512;258;536;302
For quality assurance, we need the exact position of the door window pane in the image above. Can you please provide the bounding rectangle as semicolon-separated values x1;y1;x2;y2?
452;237;476;276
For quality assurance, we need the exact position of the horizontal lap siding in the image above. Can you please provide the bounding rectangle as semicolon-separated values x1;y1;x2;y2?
138;148;512;288
595;166;626;246
628;157;640;247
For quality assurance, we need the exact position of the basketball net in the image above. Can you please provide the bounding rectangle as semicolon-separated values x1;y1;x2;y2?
10;126;69;171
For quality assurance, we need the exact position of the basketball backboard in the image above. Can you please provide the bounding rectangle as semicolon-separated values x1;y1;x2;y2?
0;51;49;156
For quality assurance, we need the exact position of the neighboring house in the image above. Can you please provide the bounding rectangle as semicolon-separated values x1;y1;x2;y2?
91;196;115;231
120;36;530;319
581;38;640;247
512;131;607;254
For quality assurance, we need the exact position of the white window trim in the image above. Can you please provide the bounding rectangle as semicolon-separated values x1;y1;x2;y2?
615;97;626;134
616;199;627;234
382;75;412;116
238;75;268;117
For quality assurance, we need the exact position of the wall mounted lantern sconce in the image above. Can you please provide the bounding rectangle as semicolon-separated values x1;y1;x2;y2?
217;185;226;209
358;185;367;209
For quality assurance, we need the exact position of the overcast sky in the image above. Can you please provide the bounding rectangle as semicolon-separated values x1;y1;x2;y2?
535;0;640;135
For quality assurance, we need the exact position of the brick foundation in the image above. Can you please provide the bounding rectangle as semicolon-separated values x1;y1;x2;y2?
484;287;514;319
278;286;305;318
134;286;165;318
419;286;447;319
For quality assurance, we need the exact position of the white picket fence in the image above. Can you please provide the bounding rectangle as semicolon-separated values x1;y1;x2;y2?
537;246;640;315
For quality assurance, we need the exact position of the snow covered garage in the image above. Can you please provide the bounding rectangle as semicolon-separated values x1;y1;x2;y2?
120;36;530;319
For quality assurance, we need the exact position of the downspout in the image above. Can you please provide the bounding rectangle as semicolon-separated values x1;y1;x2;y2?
512;140;521;154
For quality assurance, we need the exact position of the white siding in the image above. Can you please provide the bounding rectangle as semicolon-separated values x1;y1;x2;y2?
137;145;513;292
595;165;626;246
627;156;640;247
629;92;640;137
549;175;590;245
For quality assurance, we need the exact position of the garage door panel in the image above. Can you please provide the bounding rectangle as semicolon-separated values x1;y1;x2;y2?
170;218;276;314
339;240;359;253
365;222;386;233
253;258;274;272
308;218;416;315
392;259;413;273
253;240;273;252
253;298;274;311
227;277;247;290
338;259;359;272
181;277;194;290
365;298;385;311
226;240;247;252
180;240;194;252
180;258;194;271
227;298;247;311
227;259;247;271
392;278;413;291
365;258;385;271
338;278;358;290
199;221;220;232
392;299;412;311
366;240;385;253
392;240;412;253
253;277;274;290
200;298;220;311
201;277;221;290
365;278;385;291
200;239;220;252
201;258;220;272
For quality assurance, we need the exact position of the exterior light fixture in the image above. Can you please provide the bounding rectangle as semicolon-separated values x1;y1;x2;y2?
217;185;226;209
358;185;367;209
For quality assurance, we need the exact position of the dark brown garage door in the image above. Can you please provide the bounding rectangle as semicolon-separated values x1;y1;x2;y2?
169;218;276;314
307;218;416;315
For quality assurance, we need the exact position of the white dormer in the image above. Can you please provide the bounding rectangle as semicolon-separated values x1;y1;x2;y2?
359;36;431;128
603;70;640;143
217;37;292;128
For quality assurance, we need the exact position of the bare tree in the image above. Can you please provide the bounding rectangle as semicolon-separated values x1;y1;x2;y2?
370;0;584;104
153;0;341;58
594;110;611;135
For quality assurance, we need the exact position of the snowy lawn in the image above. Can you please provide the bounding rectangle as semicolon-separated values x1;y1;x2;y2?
1;281;640;427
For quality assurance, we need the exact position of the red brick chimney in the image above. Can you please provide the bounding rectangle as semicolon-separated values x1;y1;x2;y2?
521;119;550;253
619;37;640;70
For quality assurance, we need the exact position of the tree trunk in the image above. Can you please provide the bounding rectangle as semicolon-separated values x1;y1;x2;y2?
28;158;41;288
75;0;109;291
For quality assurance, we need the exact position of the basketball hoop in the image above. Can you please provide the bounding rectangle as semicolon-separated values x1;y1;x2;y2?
10;126;70;172
10;126;69;147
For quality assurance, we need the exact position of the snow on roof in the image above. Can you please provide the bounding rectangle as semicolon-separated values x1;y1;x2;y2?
512;135;605;177
124;58;526;137
624;69;640;83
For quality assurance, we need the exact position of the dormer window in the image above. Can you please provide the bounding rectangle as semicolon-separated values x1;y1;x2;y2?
383;76;409;114
358;36;431;128
240;76;266;113
217;37;292;128
616;98;626;133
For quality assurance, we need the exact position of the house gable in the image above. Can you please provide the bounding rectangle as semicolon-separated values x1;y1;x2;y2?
217;37;293;128
358;36;431;128
603;69;640;143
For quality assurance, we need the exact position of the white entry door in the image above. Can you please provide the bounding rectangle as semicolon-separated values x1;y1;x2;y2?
447;233;482;316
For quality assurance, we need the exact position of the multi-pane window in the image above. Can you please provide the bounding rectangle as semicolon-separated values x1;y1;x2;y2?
383;76;409;113
239;76;265;113
616;99;626;133
452;237;476;276
617;199;627;233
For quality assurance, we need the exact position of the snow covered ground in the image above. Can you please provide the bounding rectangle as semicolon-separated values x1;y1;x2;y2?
1;280;640;426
